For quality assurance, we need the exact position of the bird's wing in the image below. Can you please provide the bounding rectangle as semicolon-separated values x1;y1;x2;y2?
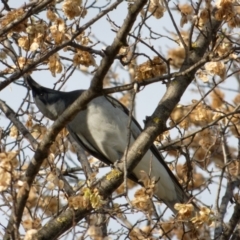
104;95;142;137
105;95;190;204
67;124;113;166
105;96;177;181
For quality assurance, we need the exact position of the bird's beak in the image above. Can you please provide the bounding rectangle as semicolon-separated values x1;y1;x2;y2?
25;75;41;91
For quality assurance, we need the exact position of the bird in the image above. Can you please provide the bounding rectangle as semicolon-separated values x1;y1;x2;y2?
26;75;191;213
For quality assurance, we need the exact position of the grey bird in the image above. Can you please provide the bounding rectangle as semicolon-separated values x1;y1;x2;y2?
26;75;190;213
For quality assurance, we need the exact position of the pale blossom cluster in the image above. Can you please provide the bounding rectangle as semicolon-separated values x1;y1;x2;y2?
135;56;167;81
0;151;19;191
215;0;240;28
146;0;165;19
132;171;157;215
68;187;103;210
62;0;87;20
0;8;27;36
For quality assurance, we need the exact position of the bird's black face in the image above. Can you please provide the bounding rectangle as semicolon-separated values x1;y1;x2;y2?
32;87;60;105
33;88;63;120
32;87;48;104
26;76;64;120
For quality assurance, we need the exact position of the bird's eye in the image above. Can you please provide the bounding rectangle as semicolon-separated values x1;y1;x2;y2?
39;91;46;97
38;92;48;103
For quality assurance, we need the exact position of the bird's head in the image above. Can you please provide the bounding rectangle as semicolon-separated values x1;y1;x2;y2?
26;75;67;120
